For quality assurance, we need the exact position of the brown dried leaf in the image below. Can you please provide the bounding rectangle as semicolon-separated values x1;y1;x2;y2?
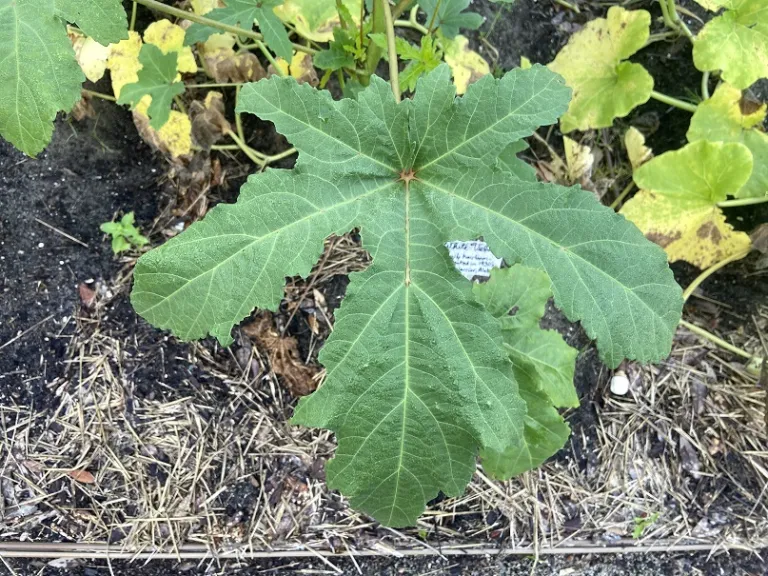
190;91;232;149
242;312;318;397
68;469;96;484
78;283;97;309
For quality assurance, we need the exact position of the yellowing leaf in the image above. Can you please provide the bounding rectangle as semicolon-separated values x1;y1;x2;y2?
275;0;362;42
551;136;594;184
621;140;752;268
442;34;489;94
143;19;198;74
687;82;768;199
68;29;110;83
520;56;532;70
135;102;193;157
289;52;319;86
549;7;654;133
191;0;221;14
200;33;267;83
691;0;720;9
693;0;768;90
107;30;143;97
625;127;652;170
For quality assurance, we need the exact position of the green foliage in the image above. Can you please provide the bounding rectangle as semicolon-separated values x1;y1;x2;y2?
131;65;682;525
474;266;574;481
314;28;357;70
693;0;768;90
417;0;483;38
632;512;659;539
185;0;293;61
101;213;149;254
397;36;442;93
549;7;653;133
621;140;753;268
687;83;768;199
117;44;185;130
0;0;128;156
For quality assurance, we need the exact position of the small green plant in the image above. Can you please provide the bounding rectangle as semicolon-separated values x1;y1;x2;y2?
632;512;659;539
100;212;149;254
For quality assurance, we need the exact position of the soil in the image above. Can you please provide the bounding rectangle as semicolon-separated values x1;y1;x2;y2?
1;0;768;573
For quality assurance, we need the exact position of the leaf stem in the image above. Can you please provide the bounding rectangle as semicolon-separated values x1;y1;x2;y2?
682;248;750;303
552;0;580;12
679;320;758;361
717;195;768;208
426;0;442;34
255;40;283;74
131;0;316;54
185;82;243;89
130;1;138;31
650;90;698;113
701;71;710;100
665;0;695;41
394;18;428;35
82;89;117;102
381;0;400;102
392;0;413;20
609;181;635;210
225;130;266;166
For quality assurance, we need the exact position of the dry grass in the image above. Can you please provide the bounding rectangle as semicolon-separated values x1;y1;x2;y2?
1;235;767;555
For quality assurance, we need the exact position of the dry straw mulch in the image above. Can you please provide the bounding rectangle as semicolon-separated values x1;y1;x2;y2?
1;236;767;556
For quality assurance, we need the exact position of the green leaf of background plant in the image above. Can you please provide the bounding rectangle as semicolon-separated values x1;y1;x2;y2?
693;0;768;90
398;36;442;93
0;0;128;156
314;28;356;70
117;44;185;130
132;65;682;525
475;266;572;480
185;0;293;61
687;82;768;199
621;140;753;268
55;0;128;45
549;7;653;133
417;0;483;38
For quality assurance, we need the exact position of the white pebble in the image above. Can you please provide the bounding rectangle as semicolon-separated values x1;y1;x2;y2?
610;370;630;396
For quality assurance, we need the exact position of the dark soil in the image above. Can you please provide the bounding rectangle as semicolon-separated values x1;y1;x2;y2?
6;549;768;575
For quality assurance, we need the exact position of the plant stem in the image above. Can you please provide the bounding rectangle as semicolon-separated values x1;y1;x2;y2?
658;0;675;29
186;82;243;89
552;0;580;12
717;195;768;208
665;0;694;41
226;130;266;166
609;181;635;210
394;18;428;34
129;1;138;31
264;146;298;163
650;90;698;113
173;95;186;115
426;0;442;34
679;320;757;361
82;89;116;102
682;248;750;303
131;0;316;54
255;41;282;74
392;0;413;20
701;71;710;100
382;0;400;102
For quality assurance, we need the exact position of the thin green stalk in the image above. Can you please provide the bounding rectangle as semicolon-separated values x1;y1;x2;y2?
255;40;283;74
650;90;698;113
226;130;266;166
82;89;116;102
382;0;400;102
658;0;675;29
665;0;694;41
394;18;428;34
264;147;298;163
129;1;138;31
552;0;580;12
680;320;758;361
391;0;413;20
701;71;710;100
426;0;443;34
186;82;243;89
131;0;316;54
609;182;635;210
336;0;348;29
717;196;768;208
173;95;186;115
682;248;750;303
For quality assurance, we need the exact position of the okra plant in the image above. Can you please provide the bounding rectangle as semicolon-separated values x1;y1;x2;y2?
1;0;684;527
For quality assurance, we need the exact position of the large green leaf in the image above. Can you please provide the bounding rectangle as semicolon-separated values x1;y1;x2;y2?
687;83;768;199
55;0;128;45
693;0;768;90
117;44;185;130
549;7;653;133
185;0;293;61
132;64;682;525
475;266;573;480
0;0;128;156
621;140;753;268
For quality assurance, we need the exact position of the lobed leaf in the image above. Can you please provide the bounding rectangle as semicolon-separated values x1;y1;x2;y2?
55;0;128;46
687;83;768;199
417;0;483;38
621;140;753;268
693;0;768;90
548;7;653;133
132;65;683;525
